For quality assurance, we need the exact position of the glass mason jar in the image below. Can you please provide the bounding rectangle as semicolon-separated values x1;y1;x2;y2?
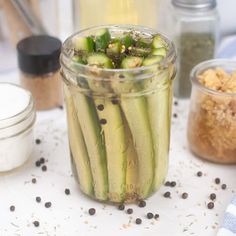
171;0;219;98
60;25;176;203
187;59;236;164
0;83;36;172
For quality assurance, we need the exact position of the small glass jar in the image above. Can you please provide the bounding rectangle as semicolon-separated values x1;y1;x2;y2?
171;0;219;98
17;35;63;110
61;25;176;203
0;83;36;172
187;59;236;164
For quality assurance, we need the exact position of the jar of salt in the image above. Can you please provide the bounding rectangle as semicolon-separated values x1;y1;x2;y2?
0;83;36;172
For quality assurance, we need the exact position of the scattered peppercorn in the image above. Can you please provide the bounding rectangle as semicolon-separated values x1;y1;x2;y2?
97;104;104;111
170;181;176;187
182;192;188;199
10;205;15;212
45;202;52;208
165;181;171;186
111;99;119;105
215;178;220;184
58;105;63;110
163;191;171;198
210;193;216;201
100;119;107;125
39;157;45;164
41;165;47;172
138;200;146;208
32;178;37;184
197;171;203;177
174;101;178;106
173;113;178;118
126;208;133;214
35;160;41;167
35;139;41;144
221;184;227;190
118;204;125;210
33;221;40;227
36;197;41;203
88;208;96;215
65;188;70;195
207;202;214;209
119;74;125;79
147;212;154;219
154;214;160;219
135;218;142;225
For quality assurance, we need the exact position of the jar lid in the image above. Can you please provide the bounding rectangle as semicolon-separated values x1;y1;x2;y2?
17;35;62;75
172;0;217;10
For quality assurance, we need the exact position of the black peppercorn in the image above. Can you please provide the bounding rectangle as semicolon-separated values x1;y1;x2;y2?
88;208;96;215
207;202;214;209
138;200;146;208
126;208;133;214
45;202;52;208
135;218;142;225
33;221;40;227
147;212;154;219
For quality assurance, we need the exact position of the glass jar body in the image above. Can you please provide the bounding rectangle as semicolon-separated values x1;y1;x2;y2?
187;59;236;164
172;7;219;98
20;70;63;111
61;25;176;203
0;84;36;172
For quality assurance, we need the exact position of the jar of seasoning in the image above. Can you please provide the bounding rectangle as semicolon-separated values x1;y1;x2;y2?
171;0;219;98
0;83;36;172
17;35;63;110
188;59;236;164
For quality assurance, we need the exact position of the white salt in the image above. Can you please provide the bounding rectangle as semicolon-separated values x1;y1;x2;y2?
0;83;30;120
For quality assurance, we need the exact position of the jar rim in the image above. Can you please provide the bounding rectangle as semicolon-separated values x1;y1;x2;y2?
0;83;35;129
60;24;176;80
190;59;236;97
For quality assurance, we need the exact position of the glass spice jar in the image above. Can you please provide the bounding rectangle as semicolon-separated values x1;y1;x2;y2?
188;59;236;164
171;0;219;98
17;35;63;110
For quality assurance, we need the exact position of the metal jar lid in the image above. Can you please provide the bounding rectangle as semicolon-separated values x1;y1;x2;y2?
172;0;217;10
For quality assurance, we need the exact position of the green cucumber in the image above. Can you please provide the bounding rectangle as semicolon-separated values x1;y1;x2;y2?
107;40;122;54
64;85;93;196
87;53;113;68
152;47;167;57
110;56;155;198
136;38;151;48
95;28;111;51
142;59;171;191
72;90;108;201
72;55;87;65
86;54;127;202
152;35;166;49
142;55;163;66
121;56;143;69
74;36;94;52
130;47;151;57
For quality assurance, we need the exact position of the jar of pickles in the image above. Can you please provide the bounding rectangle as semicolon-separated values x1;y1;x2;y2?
61;25;176;203
171;0;219;98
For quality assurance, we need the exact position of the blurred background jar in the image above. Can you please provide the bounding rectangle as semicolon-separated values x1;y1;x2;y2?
168;0;219;98
73;0;160;30
17;35;63;111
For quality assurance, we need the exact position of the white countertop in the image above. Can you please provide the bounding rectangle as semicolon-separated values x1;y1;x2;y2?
0;71;235;236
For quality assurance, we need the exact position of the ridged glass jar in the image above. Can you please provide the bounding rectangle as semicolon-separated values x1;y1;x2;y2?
61;25;176;203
